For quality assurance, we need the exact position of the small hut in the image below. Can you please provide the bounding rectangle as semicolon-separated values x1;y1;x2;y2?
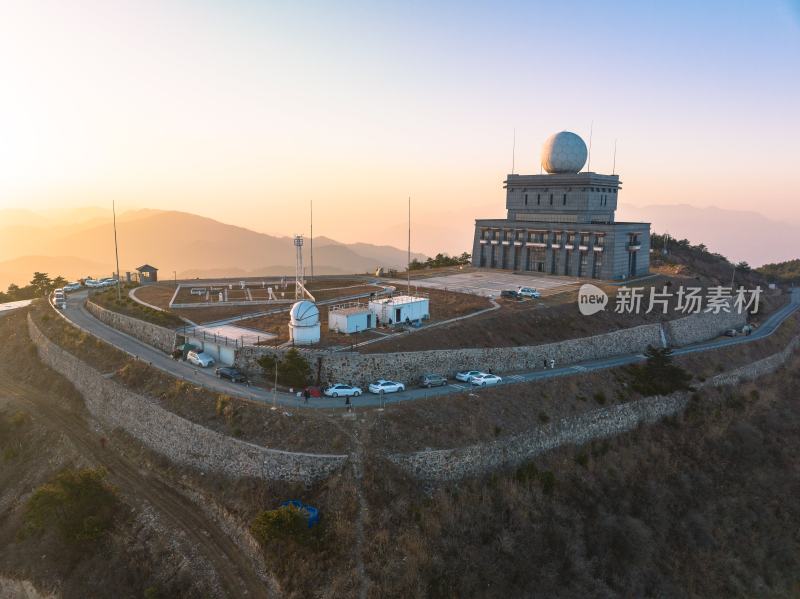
136;264;159;284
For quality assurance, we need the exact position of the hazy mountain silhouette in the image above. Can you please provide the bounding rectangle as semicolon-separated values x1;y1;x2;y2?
618;204;799;266
0;208;425;288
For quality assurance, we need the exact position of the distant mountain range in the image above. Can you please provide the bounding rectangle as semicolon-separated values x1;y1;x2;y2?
0;208;425;289
617;204;799;266
1;203;796;289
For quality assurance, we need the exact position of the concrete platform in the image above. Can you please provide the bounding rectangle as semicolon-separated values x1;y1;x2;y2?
389;271;581;298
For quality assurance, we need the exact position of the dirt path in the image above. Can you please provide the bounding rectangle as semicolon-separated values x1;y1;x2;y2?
0;377;278;599
350;419;371;599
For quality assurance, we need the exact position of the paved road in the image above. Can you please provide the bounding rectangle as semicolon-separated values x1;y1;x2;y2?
60;289;799;410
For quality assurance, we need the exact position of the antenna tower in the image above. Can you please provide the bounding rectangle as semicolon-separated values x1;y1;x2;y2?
407;197;411;295
310;200;314;282
293;234;304;300
612;139;618;175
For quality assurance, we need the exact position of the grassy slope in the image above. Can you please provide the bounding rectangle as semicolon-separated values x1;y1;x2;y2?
361;360;800;598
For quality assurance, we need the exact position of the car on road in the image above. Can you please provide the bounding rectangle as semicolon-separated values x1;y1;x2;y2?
64;282;82;292
500;289;519;299
724;328;738;337
419;373;448;388
455;370;486;382
368;380;405;394
324;384;362;398
187;350;215;367
517;286;541;299
469;373;502;386
215;366;248;383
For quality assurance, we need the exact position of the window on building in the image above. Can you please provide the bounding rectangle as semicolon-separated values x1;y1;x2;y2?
549;193;553;205
537;193;541;205
562;193;567;205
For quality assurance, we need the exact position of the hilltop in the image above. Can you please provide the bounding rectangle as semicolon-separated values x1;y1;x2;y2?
0;208;426;288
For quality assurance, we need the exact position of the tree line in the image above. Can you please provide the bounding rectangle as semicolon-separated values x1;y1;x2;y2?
0;272;68;303
409;252;471;271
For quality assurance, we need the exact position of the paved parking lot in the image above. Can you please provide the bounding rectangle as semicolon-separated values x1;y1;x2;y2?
390;271;581;298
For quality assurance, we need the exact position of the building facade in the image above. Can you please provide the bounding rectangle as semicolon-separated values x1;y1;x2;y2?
471;132;650;280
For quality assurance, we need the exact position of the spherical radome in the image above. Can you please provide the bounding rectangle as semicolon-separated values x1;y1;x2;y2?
290;300;320;326
540;131;588;174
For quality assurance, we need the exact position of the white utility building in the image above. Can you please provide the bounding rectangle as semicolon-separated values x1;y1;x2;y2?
289;300;321;345
369;295;430;326
329;303;375;334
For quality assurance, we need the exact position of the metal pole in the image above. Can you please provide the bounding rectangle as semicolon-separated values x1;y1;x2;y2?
112;200;121;301
310;200;314;283
271;360;278;410
407;196;411;296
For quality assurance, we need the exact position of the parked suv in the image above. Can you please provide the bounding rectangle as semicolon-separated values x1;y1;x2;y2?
500;290;519;299
419;373;448;388
517;287;541;298
215;367;248;383
187;350;215;367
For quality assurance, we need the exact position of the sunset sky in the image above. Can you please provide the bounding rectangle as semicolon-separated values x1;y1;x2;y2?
1;0;799;253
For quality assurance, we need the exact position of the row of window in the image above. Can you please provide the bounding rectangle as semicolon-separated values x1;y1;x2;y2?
481;245;606;277
481;229;606;247
523;192;615;207
511;186;618;193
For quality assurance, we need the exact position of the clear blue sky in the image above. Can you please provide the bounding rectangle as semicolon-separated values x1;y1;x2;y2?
1;0;798;253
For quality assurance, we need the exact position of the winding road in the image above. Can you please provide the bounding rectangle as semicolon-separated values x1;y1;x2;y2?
59;288;799;410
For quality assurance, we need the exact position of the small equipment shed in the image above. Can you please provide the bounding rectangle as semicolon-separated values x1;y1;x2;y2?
329;303;374;334
136;264;159;283
369;295;430;326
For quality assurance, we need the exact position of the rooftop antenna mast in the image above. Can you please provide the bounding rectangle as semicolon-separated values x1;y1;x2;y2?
612;139;618;175
112;200;121;301
310;200;314;283
293;234;304;300
407;197;411;296
511;127;516;175
587;121;594;172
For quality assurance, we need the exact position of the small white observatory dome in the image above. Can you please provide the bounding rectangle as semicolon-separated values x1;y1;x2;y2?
289;300;321;345
540;131;588;174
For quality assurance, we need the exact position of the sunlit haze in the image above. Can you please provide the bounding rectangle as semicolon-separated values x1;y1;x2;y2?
1;0;799;255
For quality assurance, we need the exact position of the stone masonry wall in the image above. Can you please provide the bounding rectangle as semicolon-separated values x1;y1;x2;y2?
236;310;747;387
389;334;799;481
86;300;177;353
28;315;347;483
664;309;746;347
315;323;663;387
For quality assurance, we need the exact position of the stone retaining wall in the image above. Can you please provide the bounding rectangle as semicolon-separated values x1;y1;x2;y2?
664;309;746;347
236;310;746;387
389;334;798;481
86;301;177;353
28;315;347;483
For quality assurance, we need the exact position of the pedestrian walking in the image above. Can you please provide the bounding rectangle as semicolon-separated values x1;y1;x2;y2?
550;358;556;369
345;396;352;412
543;358;548;369
303;387;310;404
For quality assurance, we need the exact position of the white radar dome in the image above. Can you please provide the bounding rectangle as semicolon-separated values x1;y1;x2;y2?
540;131;588;174
289;300;320;326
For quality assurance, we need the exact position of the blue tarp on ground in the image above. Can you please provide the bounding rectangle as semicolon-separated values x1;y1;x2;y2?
281;499;320;528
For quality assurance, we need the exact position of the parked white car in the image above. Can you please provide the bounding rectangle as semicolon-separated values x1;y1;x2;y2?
455;370;486;383
64;282;82;292
368;380;405;394
470;373;503;386
517;287;541;299
186;350;215;367
84;278;101;288
324;384;363;398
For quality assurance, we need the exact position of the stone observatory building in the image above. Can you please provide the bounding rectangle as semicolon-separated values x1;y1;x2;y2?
471;131;650;280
